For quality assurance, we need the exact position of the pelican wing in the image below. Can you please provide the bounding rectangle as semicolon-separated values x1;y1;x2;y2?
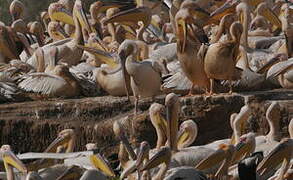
18;73;67;95
267;59;293;79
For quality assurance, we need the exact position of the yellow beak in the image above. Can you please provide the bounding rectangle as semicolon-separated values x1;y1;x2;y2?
2;150;27;174
141;146;171;171
90;154;115;177
77;45;117;68
176;18;187;53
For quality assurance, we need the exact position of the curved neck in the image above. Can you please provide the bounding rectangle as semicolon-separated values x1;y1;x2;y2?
266;116;280;142
107;23;116;42
233;105;251;144
5;164;14;180
118;143;129;169
150;114;167;149
73;14;84;45
66;138;75;153
136;23;146;42
154;163;168;180
211;22;225;44
238;4;250;49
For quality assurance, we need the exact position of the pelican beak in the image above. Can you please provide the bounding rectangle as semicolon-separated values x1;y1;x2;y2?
231;137;254;164
165;93;179;152
257;139;293;176
77;45;117;68
210;0;238;23
104;7;151;28
113;121;137;160
118;50;132;101
50;6;74;25
2;150;27;173
262;8;282;31
154;112;168;138
136;142;150;168
266;59;293;79
195;145;228;171
90;154;115;177
141;147;171;171
177;127;189;148
56;23;69;38
176;18;187;53
256;54;285;74
0;27;18;60
74;3;92;34
44;134;70;153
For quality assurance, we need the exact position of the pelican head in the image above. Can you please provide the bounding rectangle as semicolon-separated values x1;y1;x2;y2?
11;19;28;34
118;40;138;100
0;145;27;178
44;129;75;153
48;2;74;25
113;120;137;160
141;146;172;171
9;0;24;21
136;141;151;168
175;8;207;53
149;103;167;149
165;93;180;152
232;132;256;164
48;21;69;41
0;24;18;60
73;0;92;34
90;153;116;177
255;2;282;30
104;7;152;30
59;0;74;12
177;120;198;149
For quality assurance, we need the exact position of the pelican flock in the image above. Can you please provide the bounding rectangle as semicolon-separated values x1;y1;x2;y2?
0;0;292;179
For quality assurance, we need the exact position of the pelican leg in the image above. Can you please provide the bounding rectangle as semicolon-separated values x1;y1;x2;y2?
135;96;139;115
229;79;233;95
186;84;195;96
209;78;214;96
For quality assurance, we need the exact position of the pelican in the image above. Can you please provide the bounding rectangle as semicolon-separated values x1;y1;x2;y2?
174;3;210;94
9;0;24;21
103;5;152;42
0;145;28;180
209;13;235;44
254;102;282;155
0;24;20;62
29;21;45;47
265;57;293;89
18;46;82;98
257;138;293;180
118;40;162;113
249;2;274;37
26;0;91;70
47;21;69;42
204;22;243;94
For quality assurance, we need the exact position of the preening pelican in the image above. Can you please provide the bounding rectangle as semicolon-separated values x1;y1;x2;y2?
118;40;162;113
175;2;210;94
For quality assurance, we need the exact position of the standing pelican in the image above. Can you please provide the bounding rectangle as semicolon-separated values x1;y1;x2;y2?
175;3;210;94
118;40;162;113
204;22;243;94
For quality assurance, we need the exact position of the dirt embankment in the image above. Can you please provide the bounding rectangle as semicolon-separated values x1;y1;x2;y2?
0;90;292;163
